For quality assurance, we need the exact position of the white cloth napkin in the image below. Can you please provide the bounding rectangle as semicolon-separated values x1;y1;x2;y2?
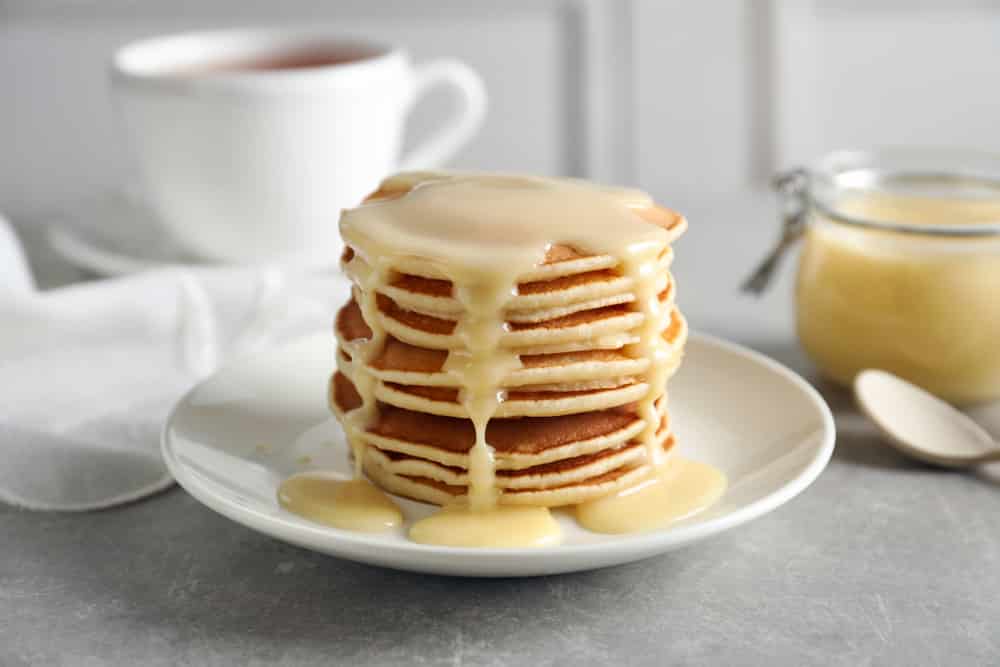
0;213;349;511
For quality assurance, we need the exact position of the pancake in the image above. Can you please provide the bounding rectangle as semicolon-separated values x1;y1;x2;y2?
345;249;675;318
366;290;670;352
364;426;667;489
336;296;688;390
328;170;690;510
335;303;687;418
364;435;678;507
331;373;669;470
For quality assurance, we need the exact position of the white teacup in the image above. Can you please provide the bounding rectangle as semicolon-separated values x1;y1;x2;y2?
111;29;486;266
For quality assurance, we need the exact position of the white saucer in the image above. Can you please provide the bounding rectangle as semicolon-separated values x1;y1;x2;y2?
162;332;835;577
46;193;341;276
46;192;211;276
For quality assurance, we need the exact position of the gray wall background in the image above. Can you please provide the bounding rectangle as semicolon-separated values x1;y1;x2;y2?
3;0;1000;332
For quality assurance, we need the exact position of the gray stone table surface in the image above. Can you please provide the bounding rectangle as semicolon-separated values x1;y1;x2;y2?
3;216;1000;666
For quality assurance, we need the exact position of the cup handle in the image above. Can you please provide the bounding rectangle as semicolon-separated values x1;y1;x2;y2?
398;60;487;170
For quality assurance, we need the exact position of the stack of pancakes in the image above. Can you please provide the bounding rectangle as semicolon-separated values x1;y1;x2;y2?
330;177;688;507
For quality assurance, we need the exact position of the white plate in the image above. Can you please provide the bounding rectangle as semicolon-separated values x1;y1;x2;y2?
162;332;835;577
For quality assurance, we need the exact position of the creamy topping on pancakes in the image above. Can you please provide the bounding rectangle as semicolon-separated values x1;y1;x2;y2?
279;170;725;545
340;172;682;514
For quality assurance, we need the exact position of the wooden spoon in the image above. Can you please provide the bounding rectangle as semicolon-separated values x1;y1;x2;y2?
855;369;1000;467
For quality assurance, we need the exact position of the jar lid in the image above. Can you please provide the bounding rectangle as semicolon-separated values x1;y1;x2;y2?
811;148;1000;237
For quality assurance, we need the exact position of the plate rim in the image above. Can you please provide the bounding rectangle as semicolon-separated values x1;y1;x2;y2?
161;331;836;564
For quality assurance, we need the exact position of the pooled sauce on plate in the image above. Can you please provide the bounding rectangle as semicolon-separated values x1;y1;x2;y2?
278;474;402;532
575;456;726;534
409;505;561;548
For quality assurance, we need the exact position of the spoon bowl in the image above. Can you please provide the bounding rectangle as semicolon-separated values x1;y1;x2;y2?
854;369;1000;468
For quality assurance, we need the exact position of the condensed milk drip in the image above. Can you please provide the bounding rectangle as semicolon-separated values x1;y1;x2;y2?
338;256;391;478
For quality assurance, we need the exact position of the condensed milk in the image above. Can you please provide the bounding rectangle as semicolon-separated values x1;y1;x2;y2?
410;505;561;548
576;456;726;534
797;185;1000;404
278;171;727;546
278;474;402;531
745;150;1000;405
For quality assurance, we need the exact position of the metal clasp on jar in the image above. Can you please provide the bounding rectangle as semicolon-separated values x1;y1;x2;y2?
741;168;810;295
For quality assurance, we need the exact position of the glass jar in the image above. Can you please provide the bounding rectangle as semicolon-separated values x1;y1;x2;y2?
751;148;1000;405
